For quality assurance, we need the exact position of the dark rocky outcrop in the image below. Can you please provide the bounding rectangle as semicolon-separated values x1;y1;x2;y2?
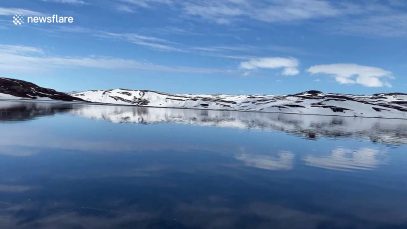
0;77;83;101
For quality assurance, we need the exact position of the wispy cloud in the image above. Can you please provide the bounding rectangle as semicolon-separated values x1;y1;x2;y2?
307;63;393;87
112;0;407;39
253;0;340;22
98;32;182;52
51;27;184;52
117;0;173;12
113;0;344;24
320;1;407;38
182;0;341;24
120;0;173;8
191;45;252;53
337;13;407;38
116;4;136;13
240;57;299;76
54;27;294;60
183;1;244;24
0;44;230;74
0;7;43;16
42;0;87;5
100;32;294;59
0;44;43;54
35;22;306;61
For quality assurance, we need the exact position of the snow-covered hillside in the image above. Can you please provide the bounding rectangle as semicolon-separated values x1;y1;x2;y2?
0;77;405;119
71;89;407;119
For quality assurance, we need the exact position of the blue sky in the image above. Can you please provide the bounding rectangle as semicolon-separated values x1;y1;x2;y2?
0;0;406;94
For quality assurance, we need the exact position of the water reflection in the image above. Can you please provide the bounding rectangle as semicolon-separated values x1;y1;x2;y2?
1;101;407;145
70;105;407;145
304;148;386;171
236;151;294;171
0;101;75;121
0;101;406;228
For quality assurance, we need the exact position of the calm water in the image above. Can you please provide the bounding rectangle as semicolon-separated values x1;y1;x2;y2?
1;101;407;228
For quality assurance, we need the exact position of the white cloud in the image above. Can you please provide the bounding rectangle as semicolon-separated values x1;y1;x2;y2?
0;7;43;16
307;63;393;87
0;44;229;74
42;0;87;5
240;57;299;76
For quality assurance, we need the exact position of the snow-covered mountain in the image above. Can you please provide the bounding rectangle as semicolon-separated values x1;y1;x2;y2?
71;89;407;119
0;77;82;101
0;77;406;119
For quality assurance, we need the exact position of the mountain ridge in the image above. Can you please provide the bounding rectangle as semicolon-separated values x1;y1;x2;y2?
71;88;407;119
0;77;406;119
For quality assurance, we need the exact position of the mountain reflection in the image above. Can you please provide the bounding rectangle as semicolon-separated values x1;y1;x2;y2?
1;101;407;145
0;101;75;121
71;105;407;145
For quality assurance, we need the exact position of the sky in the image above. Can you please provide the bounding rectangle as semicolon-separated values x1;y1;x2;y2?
0;0;406;95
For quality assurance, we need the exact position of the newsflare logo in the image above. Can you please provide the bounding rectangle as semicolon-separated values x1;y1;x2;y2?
12;14;75;26
12;15;24;25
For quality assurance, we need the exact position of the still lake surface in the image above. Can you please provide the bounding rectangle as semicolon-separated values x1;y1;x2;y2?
0;101;407;228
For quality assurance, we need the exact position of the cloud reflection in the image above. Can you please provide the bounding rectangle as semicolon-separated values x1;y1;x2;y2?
236;151;294;171
303;148;386;171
